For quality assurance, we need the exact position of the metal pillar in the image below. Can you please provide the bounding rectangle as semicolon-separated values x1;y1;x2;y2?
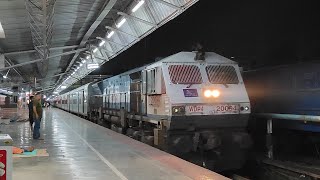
34;77;37;90
266;119;273;159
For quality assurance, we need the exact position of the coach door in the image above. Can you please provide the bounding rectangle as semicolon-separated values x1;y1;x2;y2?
81;90;85;114
67;94;70;111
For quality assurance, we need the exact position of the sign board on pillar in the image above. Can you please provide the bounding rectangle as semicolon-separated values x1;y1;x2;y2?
0;54;4;69
0;134;12;180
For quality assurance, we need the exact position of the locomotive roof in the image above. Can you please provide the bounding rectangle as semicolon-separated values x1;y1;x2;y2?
115;51;237;76
157;51;237;64
92;51;238;87
60;51;238;95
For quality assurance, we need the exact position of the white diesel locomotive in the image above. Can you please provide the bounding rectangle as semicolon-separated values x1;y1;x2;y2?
55;51;251;171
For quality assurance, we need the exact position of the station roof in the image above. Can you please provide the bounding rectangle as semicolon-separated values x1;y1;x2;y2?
0;0;198;95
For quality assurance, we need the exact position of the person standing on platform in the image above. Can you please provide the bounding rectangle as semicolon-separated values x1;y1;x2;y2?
33;92;43;140
28;96;34;131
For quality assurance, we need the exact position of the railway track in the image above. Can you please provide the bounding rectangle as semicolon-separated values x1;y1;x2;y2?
261;159;320;180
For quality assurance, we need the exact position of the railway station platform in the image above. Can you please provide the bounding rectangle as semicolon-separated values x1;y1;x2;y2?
1;108;228;180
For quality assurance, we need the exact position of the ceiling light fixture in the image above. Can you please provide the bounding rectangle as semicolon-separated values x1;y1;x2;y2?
99;40;105;47
61;86;67;89
107;31;114;38
3;69;10;79
132;0;145;12
116;18;126;28
93;48;98;53
87;63;99;69
0;22;5;38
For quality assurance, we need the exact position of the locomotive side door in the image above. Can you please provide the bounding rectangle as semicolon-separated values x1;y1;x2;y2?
129;72;141;114
142;67;163;115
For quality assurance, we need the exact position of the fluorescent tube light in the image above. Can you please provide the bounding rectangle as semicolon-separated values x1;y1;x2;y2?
61;86;67;89
87;63;99;69
107;31;114;38
132;0;145;12
0;22;5;38
99;40;105;46
116;18;126;28
93;48;98;53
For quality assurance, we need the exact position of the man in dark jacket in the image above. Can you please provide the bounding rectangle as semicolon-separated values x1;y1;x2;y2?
28;96;34;131
33;92;43;140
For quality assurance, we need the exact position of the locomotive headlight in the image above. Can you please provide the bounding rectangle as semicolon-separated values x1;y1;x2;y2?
203;89;220;98
212;90;220;98
244;106;249;111
204;90;212;98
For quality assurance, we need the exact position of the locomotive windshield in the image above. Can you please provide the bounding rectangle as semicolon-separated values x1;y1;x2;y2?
206;65;239;84
168;65;203;84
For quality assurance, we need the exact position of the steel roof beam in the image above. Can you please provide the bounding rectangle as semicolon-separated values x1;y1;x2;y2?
4;57;27;82
58;0;118;86
105;26;138;38
37;73;66;81
3;45;79;56
152;0;180;9
96;37;126;47
0;48;87;71
25;0;56;61
37;86;55;92
117;12;156;27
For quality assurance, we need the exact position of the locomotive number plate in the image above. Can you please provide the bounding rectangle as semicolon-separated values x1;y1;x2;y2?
186;104;239;115
212;104;239;114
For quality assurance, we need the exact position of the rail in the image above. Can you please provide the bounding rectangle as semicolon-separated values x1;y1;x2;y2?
255;113;320;159
256;113;320;123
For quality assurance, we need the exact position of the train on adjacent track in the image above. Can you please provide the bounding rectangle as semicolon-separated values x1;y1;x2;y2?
54;51;252;171
244;62;320;158
244;62;320;132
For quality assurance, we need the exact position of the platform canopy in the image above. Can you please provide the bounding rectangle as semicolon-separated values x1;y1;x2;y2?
0;0;198;94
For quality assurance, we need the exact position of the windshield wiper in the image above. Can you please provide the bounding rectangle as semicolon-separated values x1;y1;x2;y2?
186;83;194;88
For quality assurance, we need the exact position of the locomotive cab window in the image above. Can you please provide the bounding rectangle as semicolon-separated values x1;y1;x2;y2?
206;65;239;84
168;65;202;84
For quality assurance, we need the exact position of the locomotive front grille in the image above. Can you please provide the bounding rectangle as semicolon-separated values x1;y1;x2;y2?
206;65;239;84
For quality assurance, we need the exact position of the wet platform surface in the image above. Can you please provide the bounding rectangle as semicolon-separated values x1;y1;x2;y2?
1;108;228;180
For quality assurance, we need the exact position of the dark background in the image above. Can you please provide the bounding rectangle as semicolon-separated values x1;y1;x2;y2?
92;0;320;76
